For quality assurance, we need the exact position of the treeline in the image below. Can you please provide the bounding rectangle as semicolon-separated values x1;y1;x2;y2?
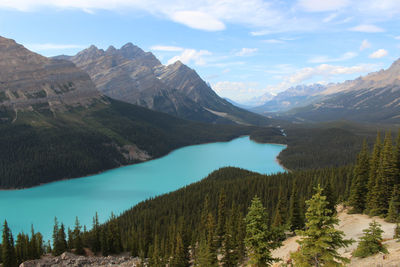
348;131;400;221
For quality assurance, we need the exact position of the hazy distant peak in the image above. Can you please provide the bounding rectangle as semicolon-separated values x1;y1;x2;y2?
106;45;117;53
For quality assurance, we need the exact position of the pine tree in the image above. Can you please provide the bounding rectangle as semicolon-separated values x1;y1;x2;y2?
288;181;304;232
291;185;353;266
353;220;388;258
2;220;17;267
386;185;400;223
245;196;281;266
170;232;187;267
272;187;287;227
107;213;122;254
395;131;400;184
369;160;388;216
394;223;400;240
73;217;85;255
323;178;336;214
221;206;239;267
216;190;227;247
366;133;382;213
349;140;370;213
29;225;39;259
194;238;215;267
91;212;101;253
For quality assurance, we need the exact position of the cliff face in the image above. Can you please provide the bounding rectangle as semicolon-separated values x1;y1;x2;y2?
0;36;101;115
67;44;271;125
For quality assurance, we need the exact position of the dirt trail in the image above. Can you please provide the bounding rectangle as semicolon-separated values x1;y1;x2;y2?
271;205;399;266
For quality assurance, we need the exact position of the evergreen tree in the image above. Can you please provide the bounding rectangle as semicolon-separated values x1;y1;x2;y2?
288;181;304;232
101;227;109;256
149;234;163;267
52;219;67;256
353;220;388;258
386;185;400;223
2;220;17;267
369;160;388;216
29;226;38;259
394;224;400;240
272;187;287;227
221;206;239;267
170;232;187;267
323;178;336;214
194;238;215;267
395;131;400;184
366;133;382;213
73;217;85;255
245;196;281;266
349;140;370;213
107;213;123;254
67;228;73;250
291;186;353;266
91;212;101;253
216;190;227;247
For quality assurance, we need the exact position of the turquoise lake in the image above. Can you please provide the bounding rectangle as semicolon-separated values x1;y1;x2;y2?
0;136;285;240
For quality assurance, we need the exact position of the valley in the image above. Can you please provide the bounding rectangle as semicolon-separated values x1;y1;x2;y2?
1;2;400;265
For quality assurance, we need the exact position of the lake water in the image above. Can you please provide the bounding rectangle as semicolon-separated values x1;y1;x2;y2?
0;136;285;240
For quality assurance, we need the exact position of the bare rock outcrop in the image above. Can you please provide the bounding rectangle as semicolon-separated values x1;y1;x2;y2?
20;252;142;267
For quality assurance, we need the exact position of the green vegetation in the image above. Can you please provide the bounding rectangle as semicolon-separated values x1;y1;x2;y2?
0;98;279;188
291;185;353;266
353;221;388;258
252;122;380;170
245;196;281;266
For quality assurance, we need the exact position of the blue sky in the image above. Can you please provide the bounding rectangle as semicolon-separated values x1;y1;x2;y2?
1;0;399;104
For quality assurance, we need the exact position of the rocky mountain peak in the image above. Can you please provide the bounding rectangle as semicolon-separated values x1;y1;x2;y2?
118;42;145;59
106;45;117;53
0;36;101;113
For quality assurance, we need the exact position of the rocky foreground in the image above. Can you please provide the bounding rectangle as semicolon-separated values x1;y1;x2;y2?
20;252;142;267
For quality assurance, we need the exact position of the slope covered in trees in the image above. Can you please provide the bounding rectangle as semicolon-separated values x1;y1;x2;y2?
0;99;274;189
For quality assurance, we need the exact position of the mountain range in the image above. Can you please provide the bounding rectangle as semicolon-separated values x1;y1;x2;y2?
282;59;400;124
249;59;400;124
251;84;326;114
0;36;269;188
56;44;270;126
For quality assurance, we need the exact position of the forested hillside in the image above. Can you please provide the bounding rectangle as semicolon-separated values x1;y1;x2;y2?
0;99;270;189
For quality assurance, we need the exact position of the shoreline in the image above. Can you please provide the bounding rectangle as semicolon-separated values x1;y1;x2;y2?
0;135;253;191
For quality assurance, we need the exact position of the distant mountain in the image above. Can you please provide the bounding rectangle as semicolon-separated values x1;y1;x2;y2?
0;36;264;189
282;60;400;124
223;98;253;109
251;84;326;114
60;44;270;126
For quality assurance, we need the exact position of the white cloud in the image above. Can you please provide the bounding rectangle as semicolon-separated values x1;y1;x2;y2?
309;52;357;63
150;45;184;52
286;64;376;84
369;49;388;59
395;36;400;40
167;49;212;66
170;11;225;31
360;40;371;51
298;0;349;12
263;39;285;44
236;48;258;57
349;24;385;33
212;81;261;102
25;43;86;51
323;13;338;23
